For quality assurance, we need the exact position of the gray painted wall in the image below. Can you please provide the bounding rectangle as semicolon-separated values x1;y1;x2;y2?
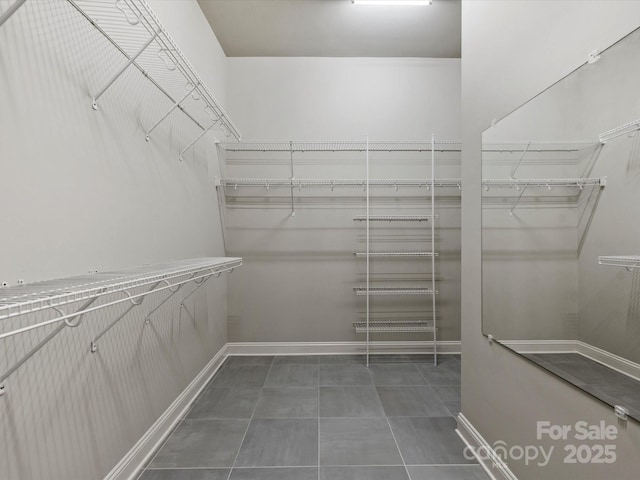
462;1;640;478
0;0;229;478
224;57;461;345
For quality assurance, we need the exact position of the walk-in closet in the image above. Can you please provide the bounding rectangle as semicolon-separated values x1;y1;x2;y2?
2;1;640;479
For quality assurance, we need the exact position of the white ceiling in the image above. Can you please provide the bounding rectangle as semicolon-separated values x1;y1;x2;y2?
197;0;461;58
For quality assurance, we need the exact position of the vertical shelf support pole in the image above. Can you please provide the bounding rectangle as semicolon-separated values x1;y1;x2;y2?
0;0;27;28
290;141;296;217
145;82;199;141
92;30;159;110
431;133;437;366
366;135;370;367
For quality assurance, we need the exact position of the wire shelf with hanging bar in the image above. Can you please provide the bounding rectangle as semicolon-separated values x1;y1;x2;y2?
353;321;436;333
0;257;241;328
353;214;437;222
0;257;241;397
67;0;241;153
598;256;640;270
353;287;438;296
482;178;606;189
219;178;462;190
219;140;461;152
482;141;600;152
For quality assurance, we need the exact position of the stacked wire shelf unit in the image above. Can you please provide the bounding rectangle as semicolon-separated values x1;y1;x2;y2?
354;135;439;367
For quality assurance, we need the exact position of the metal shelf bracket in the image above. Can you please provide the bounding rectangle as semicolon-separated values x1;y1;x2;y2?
146;82;199;141
92;30;159;110
179;117;221;161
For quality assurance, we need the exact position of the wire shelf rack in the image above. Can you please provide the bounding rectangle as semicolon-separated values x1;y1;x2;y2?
220;178;461;189
353;215;437;222
0;257;241;322
598;256;640;269
353;321;436;333
219;140;462;152
353;287;437;296
482;178;606;189
482;141;600;152
599;119;640;143
68;0;241;142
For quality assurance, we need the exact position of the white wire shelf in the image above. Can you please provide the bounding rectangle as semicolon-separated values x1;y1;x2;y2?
599;119;640;143
598;256;640;269
353;215;437;222
482;178;606;189
482;141;599;152
68;0;241;143
219;140;462;152
354;252;438;257
354;287;438;296
354;321;436;333
220;178;462;189
0;257;241;322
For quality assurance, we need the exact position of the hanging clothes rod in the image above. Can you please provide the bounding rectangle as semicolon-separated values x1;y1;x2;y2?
220;178;462;189
219;140;462;152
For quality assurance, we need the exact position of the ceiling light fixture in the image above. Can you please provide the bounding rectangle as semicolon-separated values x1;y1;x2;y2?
352;0;432;5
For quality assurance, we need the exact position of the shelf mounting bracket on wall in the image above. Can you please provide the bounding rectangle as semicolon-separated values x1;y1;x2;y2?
509;185;528;216
91;29;159;110
510;141;531;179
0;0;26;28
144;274;196;323
145;81;200;141
90;281;161;353
179;117;221;161
0;297;98;395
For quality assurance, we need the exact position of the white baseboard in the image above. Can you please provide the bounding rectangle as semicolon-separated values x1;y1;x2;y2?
105;344;229;480
500;339;640;381
456;413;518;480
226;340;461;356
499;339;576;353
575;341;640;382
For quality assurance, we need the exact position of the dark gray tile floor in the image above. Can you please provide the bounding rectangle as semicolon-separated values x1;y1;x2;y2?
138;354;488;480
523;352;640;420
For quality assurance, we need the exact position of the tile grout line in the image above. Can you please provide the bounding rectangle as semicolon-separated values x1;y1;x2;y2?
385;415;413;480
225;356;275;480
